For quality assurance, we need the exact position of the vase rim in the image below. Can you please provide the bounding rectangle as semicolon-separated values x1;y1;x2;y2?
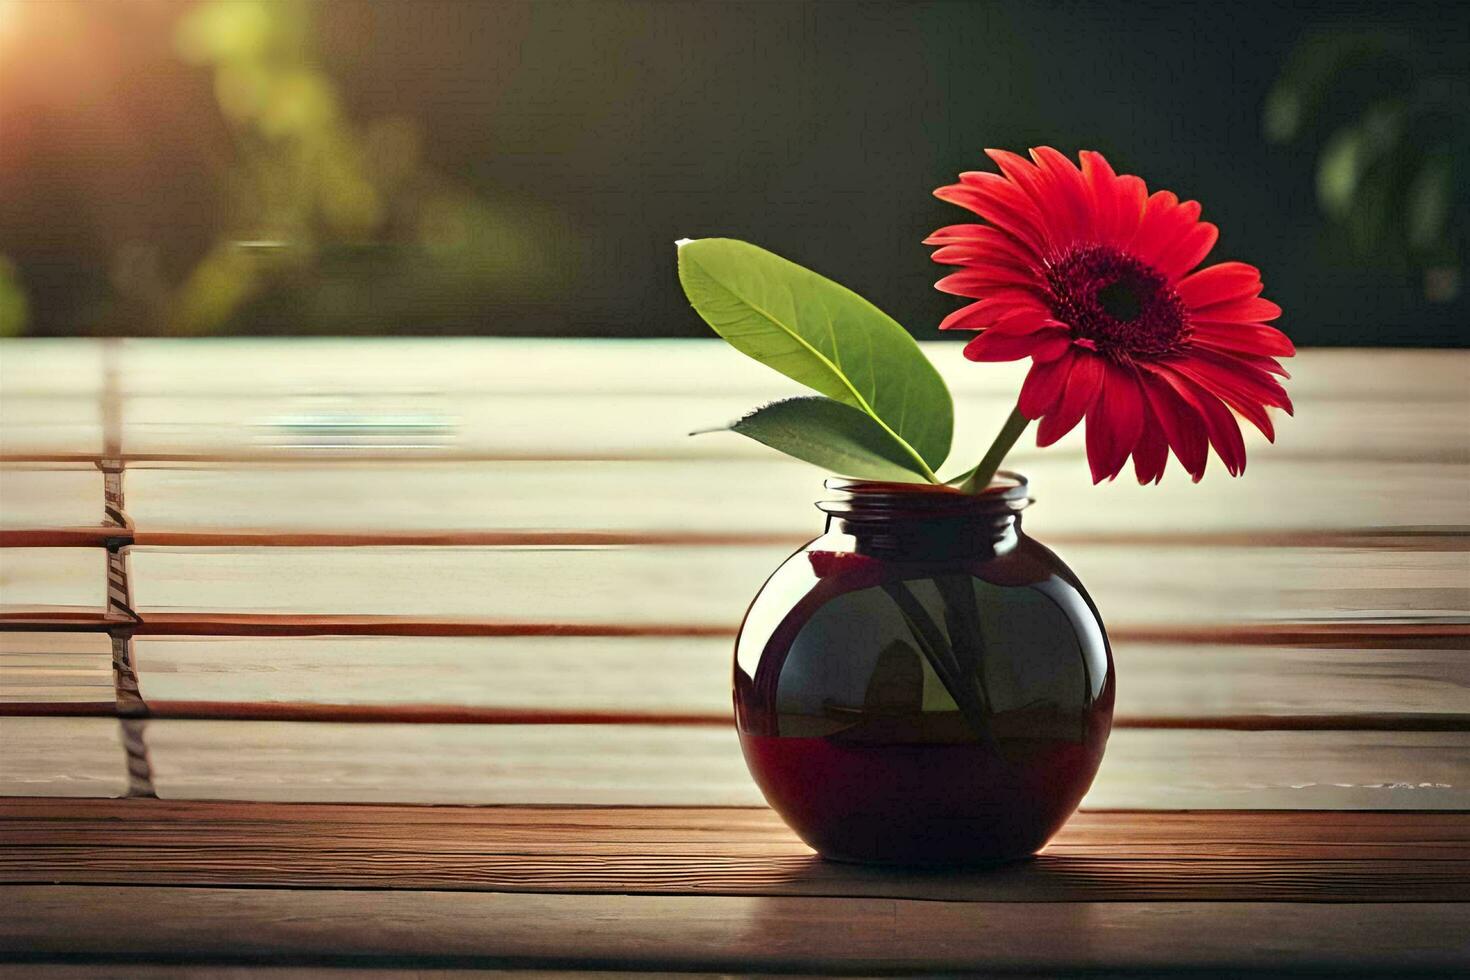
817;470;1031;522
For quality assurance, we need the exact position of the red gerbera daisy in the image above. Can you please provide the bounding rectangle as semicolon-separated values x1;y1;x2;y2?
928;147;1294;484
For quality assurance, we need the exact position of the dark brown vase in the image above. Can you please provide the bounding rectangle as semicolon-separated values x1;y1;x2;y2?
733;474;1114;866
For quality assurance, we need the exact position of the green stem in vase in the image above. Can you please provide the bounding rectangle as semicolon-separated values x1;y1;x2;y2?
956;404;1031;494
881;580;1003;757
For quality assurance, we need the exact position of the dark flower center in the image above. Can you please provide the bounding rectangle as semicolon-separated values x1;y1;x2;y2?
1045;244;1188;360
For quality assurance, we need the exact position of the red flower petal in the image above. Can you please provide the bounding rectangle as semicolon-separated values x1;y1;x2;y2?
941;298;1054;333
985;312;1068;337
935;268;1047;296
923;223;1041;265
1165;369;1247;476
1187;348;1294;412
1171;358;1277;442
1079;151;1121;244
964;328;1070;362
1036;352;1104;446
1227;351;1292;379
984;148;1054;235
1131;397;1170;484
1084;362;1146;482
929;245;984;265
923;223;994;244
1029;146;1093;244
1190;296;1283;324
1176;261;1263;309
938;301;990;332
1189;322;1296;358
1168;351;1293;445
935;176;1049;257
1139;369;1210;481
1154;219;1219;280
1110;174;1148;244
1129;190;1182;261
928;245;1036;277
940;301;1057;334
1017;352;1074;418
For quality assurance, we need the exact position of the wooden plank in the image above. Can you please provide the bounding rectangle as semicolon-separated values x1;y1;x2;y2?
113;458;1470;541
122;544;1470;629
2;803;1467;903
5;344;1466;463
0;399;103;459
0;341;104;396
1118;644;1470;718
0;632;113;705
60;387;1470;464
0;718;126;798
2;885;1466;974
97;341;1467;400
137;721;756;805
0;467;104;531
0;549;105;616
106;389;1469;464
131;636;735;714
28;637;1439;728
8;798;1467;852
4;617;1462;651
91;722;1470;808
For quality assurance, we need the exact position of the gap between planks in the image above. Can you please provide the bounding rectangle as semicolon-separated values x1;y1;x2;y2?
4;699;1470;732
5;526;1468;549
3;617;1467;647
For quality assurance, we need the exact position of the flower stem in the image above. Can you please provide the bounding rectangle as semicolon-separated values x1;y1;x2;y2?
956;404;1030;494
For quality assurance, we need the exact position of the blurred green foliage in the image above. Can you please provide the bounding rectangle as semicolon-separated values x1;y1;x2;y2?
0;256;27;337
166;0;555;335
3;0;1462;343
1266;29;1467;299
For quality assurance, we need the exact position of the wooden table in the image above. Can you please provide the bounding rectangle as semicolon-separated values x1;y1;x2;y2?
1;339;1468;975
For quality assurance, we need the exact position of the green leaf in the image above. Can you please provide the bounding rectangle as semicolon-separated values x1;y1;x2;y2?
702;396;932;482
677;238;952;477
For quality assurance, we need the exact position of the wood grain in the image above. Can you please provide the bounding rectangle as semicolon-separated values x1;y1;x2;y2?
0;718;126;798
0;632;113;705
2;801;1467;903
2;885;1466;974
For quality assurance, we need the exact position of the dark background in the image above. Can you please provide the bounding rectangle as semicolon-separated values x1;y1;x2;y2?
0;0;1465;344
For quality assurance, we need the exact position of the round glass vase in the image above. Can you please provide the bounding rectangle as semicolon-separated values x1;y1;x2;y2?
733;473;1114;866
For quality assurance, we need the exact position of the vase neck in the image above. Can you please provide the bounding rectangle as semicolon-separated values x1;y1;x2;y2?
816;474;1030;559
